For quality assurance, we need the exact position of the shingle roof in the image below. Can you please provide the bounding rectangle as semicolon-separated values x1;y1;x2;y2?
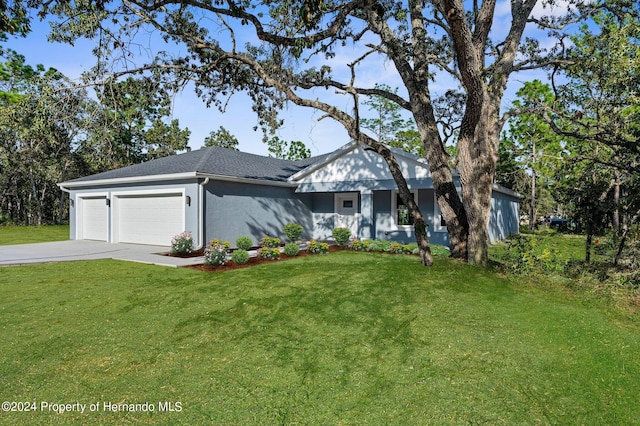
66;146;332;184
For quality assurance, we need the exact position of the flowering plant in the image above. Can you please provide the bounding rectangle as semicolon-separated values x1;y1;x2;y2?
350;239;371;251
260;235;281;248
307;240;329;254
258;247;281;260
170;231;194;255
204;242;228;266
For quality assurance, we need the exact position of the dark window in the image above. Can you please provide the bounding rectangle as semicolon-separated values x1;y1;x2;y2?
343;200;353;209
396;193;414;226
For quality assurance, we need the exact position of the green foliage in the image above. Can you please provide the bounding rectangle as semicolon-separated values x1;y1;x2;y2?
307;240;329;254
230;249;250;265
260;235;281;248
350;239;371;251
283;223;303;242
209;239;231;250
283;242;300;257
204;126;239;150
258;246;281;260
497;234;568;274
170;231;194;255
332;227;351;247
204;242;229;266
265;136;311;160
235;236;253;251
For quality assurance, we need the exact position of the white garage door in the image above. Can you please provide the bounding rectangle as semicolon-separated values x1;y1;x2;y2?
81;197;108;241
116;193;184;246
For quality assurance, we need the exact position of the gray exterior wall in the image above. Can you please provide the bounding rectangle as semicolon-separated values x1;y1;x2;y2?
488;189;520;242
68;179;201;246
372;189;449;247
204;180;313;246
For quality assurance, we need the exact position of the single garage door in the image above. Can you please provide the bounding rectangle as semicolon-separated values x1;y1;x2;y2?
80;196;109;241
117;193;184;246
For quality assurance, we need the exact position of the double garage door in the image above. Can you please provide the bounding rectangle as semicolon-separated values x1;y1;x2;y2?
79;192;184;246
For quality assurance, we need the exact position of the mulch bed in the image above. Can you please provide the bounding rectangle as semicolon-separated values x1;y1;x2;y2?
181;245;346;273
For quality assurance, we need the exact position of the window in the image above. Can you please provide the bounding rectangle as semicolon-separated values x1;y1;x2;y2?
392;190;418;227
343;200;353;209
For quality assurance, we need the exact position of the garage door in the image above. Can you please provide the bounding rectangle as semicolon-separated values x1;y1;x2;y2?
81;197;108;241
116;193;184;246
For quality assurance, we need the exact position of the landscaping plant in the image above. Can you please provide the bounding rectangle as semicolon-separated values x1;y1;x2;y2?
283;242;300;257
260;235;281;248
231;249;250;265
332;227;352;246
170;231;194;255
283;223;304;242
235;236;253;251
204;242;228;266
258;247;281;260
307;240;329;254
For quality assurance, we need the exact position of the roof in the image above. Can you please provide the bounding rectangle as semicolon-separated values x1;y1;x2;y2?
62;146;331;186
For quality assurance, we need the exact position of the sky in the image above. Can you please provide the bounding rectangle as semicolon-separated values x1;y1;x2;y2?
4;1;570;157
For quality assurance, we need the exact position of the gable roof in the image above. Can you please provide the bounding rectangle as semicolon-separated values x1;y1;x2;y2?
61;146;331;187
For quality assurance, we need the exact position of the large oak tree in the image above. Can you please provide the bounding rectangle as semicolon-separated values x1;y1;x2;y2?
32;0;634;264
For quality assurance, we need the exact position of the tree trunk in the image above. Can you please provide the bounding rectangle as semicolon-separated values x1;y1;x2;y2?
613;170;620;231
529;139;536;232
360;136;433;266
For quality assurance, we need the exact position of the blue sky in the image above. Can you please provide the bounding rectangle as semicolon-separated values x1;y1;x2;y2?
5;1;569;157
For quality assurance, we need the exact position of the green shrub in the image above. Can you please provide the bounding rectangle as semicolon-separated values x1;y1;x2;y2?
170;231;194;255
283;242;300;256
260;235;281;248
231;249;250;264
236;236;253;251
209;239;231;250
351;239;371;251
283;223;304;242
259;247;281;260
307;240;329;254
204;242;228;266
332;227;352;246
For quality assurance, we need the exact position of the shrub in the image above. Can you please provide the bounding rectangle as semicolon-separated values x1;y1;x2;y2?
259;247;281;260
307;240;329;254
204;242;228;266
231;249;250;265
209;239;231;250
283;223;304;242
170;231;194;255
236;236;253;251
351;239;371;251
332;227;352;246
260;235;281;248
283;242;300;257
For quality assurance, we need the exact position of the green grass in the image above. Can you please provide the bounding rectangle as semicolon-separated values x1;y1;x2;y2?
1;252;639;424
0;225;69;245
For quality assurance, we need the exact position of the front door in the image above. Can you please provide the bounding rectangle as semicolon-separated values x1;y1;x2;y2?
335;192;359;237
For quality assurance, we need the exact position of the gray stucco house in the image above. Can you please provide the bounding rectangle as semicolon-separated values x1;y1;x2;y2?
58;142;520;248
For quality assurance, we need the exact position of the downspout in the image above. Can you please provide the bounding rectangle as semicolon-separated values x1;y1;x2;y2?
195;177;210;250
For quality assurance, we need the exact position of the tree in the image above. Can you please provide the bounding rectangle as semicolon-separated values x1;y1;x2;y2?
32;0;631;264
523;9;640;262
204;126;239;150
266;136;311;160
501;81;564;230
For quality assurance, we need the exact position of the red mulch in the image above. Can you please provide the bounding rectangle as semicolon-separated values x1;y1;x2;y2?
181;245;346;273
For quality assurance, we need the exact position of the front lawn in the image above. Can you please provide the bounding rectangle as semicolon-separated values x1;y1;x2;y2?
0;225;69;245
1;252;639;424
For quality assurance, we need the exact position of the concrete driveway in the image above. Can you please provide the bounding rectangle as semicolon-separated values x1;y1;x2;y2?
0;240;204;267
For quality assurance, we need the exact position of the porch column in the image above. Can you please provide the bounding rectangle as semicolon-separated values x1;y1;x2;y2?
360;189;373;239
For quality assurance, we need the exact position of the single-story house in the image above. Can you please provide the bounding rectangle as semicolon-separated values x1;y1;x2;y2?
58;142;520;248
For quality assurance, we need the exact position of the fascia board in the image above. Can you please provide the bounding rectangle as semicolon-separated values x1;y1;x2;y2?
58;172;199;189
